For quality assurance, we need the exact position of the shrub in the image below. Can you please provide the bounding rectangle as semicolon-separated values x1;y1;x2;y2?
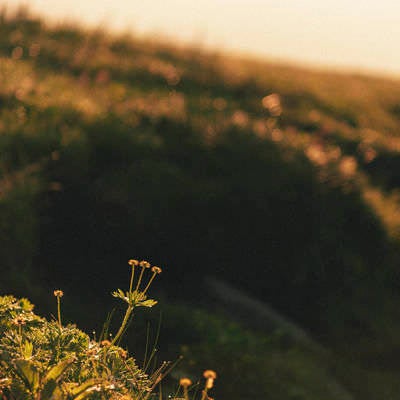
0;260;216;400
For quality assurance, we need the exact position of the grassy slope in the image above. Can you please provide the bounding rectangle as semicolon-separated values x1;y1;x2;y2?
2;7;400;399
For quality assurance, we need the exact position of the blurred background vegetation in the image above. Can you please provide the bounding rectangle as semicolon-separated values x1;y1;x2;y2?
2;7;400;400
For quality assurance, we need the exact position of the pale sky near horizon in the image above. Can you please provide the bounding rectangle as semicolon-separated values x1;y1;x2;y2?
9;0;400;77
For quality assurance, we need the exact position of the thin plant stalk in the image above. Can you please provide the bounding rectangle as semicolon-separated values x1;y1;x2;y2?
53;290;64;328
129;265;135;295
57;296;62;327
135;265;146;292
183;386;189;400
142;272;157;295
110;304;134;347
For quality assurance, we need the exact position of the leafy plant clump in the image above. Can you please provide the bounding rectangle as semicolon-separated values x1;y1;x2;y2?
0;259;216;400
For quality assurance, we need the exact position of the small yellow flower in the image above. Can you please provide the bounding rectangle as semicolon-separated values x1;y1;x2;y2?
151;266;162;274
128;259;139;266
100;340;111;347
53;290;64;298
179;378;192;387
203;370;217;379
12;317;26;326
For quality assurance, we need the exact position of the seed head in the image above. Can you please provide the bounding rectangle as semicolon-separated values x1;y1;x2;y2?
128;259;139;266
151;266;162;274
203;370;217;379
53;290;64;298
179;378;192;388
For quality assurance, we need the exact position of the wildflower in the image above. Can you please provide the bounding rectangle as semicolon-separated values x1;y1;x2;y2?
139;260;151;268
180;377;192;400
54;289;64;327
128;259;139;266
203;370;217;392
100;340;111;347
142;266;162;294
151;266;162;274
179;378;192;387
203;370;217;379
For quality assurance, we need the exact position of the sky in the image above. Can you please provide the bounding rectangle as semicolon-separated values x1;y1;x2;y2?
10;0;400;77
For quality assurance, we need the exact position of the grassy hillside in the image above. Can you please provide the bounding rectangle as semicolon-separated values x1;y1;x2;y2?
2;7;400;399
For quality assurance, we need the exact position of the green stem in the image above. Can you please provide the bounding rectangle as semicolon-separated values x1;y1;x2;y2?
142;272;157;295
110;305;134;346
57;297;62;327
129;266;135;295
200;388;208;400
135;266;146;292
18;325;23;355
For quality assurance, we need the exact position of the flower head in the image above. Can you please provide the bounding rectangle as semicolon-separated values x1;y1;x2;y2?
151;266;162;274
53;290;64;298
179;378;192;388
203;370;217;379
128;259;139;266
139;260;151;268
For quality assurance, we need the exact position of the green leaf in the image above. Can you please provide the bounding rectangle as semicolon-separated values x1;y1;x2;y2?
137;299;158;308
18;298;34;311
41;379;57;400
112;289;129;303
44;357;74;383
42;384;65;400
13;359;40;393
66;379;103;399
22;340;33;359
